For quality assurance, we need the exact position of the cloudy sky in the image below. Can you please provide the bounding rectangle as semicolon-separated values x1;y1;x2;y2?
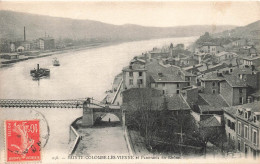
0;1;260;27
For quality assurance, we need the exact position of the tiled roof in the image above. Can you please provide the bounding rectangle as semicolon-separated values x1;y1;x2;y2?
151;95;191;111
223;106;237;117
199;116;222;127
215;51;229;57
150;72;185;82
201;73;225;81
150;48;169;54
122;63;147;71
199;105;223;113
146;61;194;82
242;56;260;61
223;101;260;117
223;75;247;87
199;93;229;108
202;63;228;74
122;88;190;111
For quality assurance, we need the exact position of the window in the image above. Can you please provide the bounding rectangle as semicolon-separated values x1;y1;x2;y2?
162;90;165;95
129;72;133;77
139;72;143;77
238;122;241;135
213;90;216;94
245;112;248;119
239;97;243;104
188;82;190;86
162;83;165;87
177;83;179;88
239;88;243;93
155;83;158;88
177;90;180;94
138;79;143;85
244;125;248;139
129;79;133;85
253;130;257;144
212;82;216;87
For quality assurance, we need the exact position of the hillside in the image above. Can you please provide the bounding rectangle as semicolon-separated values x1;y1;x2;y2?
214;20;260;39
0;10;236;42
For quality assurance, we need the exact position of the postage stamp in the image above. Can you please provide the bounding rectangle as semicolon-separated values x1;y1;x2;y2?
5;120;41;162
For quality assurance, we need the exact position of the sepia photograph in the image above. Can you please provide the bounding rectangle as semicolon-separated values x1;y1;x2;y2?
0;0;260;163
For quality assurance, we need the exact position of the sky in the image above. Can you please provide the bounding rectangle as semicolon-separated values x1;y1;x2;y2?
0;1;260;27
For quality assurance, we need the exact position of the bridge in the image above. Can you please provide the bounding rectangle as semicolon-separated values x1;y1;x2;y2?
0;98;124;126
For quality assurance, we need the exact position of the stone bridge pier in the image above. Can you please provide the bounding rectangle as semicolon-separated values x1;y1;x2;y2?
82;101;124;127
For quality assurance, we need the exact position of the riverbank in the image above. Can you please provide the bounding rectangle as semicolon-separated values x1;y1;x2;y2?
0;41;120;68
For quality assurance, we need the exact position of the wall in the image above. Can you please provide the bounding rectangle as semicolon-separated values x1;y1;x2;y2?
203;80;219;94
123;71;146;90
224;112;236;141
220;81;233;106
151;82;188;95
233;87;247;106
68;125;80;155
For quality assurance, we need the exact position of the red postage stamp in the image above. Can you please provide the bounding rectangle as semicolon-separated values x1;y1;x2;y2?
5;120;41;162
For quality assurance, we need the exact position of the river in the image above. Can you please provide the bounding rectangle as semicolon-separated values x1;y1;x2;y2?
0;36;196;101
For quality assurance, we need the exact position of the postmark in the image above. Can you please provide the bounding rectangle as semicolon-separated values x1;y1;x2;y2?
5;120;41;162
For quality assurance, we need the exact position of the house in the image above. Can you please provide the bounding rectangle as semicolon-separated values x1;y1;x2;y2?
16;46;25;52
149;47;169;59
122;59;147;90
231;39;248;47
219;75;248;106
223;102;260;159
10;42;15;52
239;46;257;56
242;56;260;67
200;73;224;94
223;106;237;142
145;61;196;96
197;42;225;55
215;51;236;63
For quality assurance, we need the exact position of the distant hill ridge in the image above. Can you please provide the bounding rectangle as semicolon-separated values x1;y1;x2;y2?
214;20;260;39
0;10;236;41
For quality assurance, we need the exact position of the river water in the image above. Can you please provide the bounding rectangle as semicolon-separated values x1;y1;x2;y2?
0;36;196;101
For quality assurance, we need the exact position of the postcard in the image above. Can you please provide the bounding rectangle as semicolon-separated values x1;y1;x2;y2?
0;1;260;163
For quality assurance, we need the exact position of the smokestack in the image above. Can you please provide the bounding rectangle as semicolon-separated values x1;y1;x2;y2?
24;26;26;41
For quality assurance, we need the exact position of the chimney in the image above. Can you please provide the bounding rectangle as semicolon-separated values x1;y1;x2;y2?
37;64;39;71
24;26;26;41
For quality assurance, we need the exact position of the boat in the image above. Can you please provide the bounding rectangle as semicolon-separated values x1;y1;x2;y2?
52;58;60;66
30;64;50;79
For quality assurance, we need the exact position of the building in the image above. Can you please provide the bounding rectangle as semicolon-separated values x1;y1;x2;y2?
219;74;248;106
223;102;260;159
197;42;225;55
37;37;55;50
242;56;260;67
16;46;25;52
146;61;196;96
21;41;31;51
122;58;147;90
122;88;190;114
215;51;236;63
